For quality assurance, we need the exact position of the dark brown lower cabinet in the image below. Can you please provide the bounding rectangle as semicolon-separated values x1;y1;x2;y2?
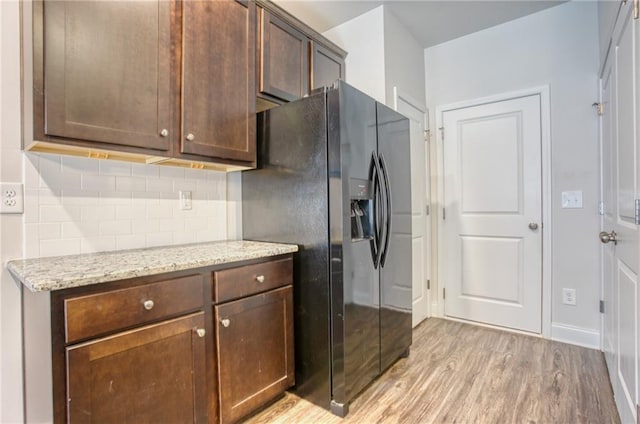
216;286;294;424
66;313;208;423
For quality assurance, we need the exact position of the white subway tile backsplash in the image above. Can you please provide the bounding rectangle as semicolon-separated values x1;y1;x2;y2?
81;205;116;221
40;238;81;257
146;178;173;193
82;174;116;191
62;221;101;238
116;234;147;250
25;153;228;257
99;160;131;176
81;236;116;254
131;163;159;178
62;156;99;174
146;232;173;247
159;166;184;180
38;223;61;240
99;220;132;236
40;204;81;222
116;176;146;192
131;218;160;234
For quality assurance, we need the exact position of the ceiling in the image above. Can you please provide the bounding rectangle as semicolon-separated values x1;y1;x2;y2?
272;0;566;48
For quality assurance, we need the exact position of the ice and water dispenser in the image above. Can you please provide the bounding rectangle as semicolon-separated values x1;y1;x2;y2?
350;178;374;241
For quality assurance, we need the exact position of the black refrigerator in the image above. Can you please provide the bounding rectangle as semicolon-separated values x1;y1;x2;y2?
242;81;412;417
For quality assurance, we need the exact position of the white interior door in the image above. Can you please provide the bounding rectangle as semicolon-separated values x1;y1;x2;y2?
395;90;431;327
442;94;542;333
601;4;638;423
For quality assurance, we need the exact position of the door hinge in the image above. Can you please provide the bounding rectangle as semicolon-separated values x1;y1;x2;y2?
592;102;604;116
439;127;444;142
635;199;640;224
426;205;430;215
443;288;446;299
423;129;430;141
599;201;605;216
443;208;446;220
600;300;605;313
427;279;431;290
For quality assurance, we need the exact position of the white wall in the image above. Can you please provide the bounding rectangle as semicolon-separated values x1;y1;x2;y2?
425;1;601;344
1;2;236;419
323;6;386;103
1;1;25;422
383;9;426;109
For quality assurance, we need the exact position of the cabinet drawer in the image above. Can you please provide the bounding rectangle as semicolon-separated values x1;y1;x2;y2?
214;258;292;303
65;274;204;344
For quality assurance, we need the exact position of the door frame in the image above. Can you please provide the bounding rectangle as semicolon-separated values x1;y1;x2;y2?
393;87;431;322
435;86;552;338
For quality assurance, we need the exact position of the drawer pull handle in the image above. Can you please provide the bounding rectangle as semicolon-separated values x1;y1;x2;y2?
143;300;154;311
196;328;206;338
256;275;265;283
220;318;230;328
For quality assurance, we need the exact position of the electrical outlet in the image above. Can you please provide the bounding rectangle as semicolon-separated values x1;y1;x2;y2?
0;183;24;214
562;288;576;306
179;190;192;210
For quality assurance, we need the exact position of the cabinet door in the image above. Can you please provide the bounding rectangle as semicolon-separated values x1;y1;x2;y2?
44;1;171;151
258;8;309;102
310;41;345;91
66;313;207;423
182;0;256;162
216;286;294;423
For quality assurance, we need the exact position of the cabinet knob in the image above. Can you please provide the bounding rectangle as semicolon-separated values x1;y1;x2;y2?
196;328;206;338
143;300;154;310
186;133;195;141
256;275;265;283
220;318;230;328
160;129;169;137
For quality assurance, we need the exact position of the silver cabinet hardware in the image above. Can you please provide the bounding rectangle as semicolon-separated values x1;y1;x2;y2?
160;129;168;137
196;328;206;338
528;222;539;230
599;230;617;245
186;133;195;141
220;318;230;328
256;275;265;283
143;300;154;310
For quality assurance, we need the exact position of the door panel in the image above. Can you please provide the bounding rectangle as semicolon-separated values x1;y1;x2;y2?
443;94;542;333
395;95;430;327
44;1;171;150
601;4;639;421
181;0;256;162
377;102;412;372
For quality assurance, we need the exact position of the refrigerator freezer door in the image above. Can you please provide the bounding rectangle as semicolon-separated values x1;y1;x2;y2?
242;93;332;407
376;102;413;372
329;82;381;407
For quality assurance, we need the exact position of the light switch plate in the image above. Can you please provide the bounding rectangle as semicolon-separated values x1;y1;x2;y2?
179;190;192;210
0;183;24;214
561;190;583;209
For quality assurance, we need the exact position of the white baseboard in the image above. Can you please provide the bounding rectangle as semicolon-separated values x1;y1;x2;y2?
551;323;600;350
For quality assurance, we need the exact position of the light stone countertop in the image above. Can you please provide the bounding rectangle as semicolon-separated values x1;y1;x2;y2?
7;240;298;292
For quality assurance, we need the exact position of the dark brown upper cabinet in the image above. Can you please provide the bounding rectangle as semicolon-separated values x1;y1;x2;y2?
310;40;346;91
258;8;309;103
42;1;171;151
27;0;256;171
181;0;256;163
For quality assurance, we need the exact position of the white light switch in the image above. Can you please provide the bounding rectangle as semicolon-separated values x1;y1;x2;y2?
179;191;192;210
561;190;583;209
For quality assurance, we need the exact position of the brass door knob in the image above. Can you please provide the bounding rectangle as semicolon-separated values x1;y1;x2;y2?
599;230;617;245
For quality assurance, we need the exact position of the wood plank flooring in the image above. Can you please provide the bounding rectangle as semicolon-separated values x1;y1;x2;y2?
246;318;620;423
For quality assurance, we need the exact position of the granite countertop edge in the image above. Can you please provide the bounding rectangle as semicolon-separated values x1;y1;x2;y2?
7;240;298;293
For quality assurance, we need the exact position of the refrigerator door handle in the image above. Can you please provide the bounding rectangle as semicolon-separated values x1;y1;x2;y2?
379;153;392;267
369;151;383;268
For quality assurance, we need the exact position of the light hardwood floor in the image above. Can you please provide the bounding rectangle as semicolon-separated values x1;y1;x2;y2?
246;318;620;424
